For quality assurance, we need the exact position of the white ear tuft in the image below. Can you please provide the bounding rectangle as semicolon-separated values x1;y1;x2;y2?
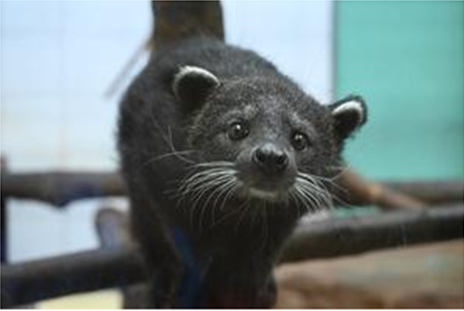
332;98;365;122
172;65;219;99
330;95;367;139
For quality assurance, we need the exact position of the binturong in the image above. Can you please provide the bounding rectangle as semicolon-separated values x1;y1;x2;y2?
117;1;367;308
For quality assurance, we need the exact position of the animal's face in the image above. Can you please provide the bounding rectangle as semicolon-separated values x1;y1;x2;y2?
173;66;367;205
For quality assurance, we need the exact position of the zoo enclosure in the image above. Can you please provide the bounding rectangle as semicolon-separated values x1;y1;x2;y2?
1;161;463;307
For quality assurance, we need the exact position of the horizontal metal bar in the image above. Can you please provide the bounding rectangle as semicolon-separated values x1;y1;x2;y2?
2;204;462;308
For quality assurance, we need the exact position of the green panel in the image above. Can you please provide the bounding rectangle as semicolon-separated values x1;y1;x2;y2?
336;1;464;180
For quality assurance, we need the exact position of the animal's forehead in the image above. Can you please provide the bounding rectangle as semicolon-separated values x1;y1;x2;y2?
228;94;313;117
211;78;324;124
219;77;295;98
222;101;315;129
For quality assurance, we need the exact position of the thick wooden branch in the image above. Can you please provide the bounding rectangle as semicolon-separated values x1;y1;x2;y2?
0;248;145;309
383;180;464;205
2;204;462;308
279;204;464;263
1;157;8;263
1;171;462;208
335;169;426;209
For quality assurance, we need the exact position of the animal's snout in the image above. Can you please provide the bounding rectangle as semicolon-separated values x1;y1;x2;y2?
253;143;289;174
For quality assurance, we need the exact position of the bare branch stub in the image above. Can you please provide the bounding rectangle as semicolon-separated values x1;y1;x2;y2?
150;1;224;50
95;207;131;249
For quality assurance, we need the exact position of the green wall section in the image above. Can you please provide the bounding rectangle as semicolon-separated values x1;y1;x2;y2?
336;1;464;180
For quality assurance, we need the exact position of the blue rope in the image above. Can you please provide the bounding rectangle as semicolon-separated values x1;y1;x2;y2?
171;226;202;308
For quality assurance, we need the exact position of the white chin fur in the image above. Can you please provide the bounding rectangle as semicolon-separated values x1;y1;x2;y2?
248;188;279;201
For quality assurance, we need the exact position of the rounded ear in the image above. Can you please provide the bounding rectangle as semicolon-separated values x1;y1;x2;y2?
172;65;220;109
329;95;367;140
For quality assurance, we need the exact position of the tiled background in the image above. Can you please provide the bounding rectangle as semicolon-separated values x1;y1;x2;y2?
1;0;333;262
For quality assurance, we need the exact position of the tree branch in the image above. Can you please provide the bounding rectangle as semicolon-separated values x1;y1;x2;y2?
2;204;462;308
2;171;462;208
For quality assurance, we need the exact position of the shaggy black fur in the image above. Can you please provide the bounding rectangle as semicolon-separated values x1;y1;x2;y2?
117;34;366;308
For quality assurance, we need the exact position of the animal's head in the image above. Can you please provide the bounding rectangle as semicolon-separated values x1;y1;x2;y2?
173;65;367;206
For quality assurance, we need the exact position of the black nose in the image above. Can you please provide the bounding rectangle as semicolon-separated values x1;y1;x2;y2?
253;143;289;173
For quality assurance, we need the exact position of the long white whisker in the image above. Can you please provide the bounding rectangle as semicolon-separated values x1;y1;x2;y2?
187;174;232;211
199;177;236;228
297;173;333;207
215;196;249;226
294;184;319;213
174;163;237;230
298;184;326;212
288;189;304;219
299;172;350;208
148;113;195;165
211;178;237;213
304;173;347;194
296;178;329;209
179;168;235;195
208;179;237;227
218;180;238;213
194;161;235;168
180;170;233;196
141;150;196;168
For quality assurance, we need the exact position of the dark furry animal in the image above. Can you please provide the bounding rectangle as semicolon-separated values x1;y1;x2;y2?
117;3;367;308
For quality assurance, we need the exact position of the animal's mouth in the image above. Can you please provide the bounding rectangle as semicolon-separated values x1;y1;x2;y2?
236;176;295;202
178;161;333;210
246;187;282;201
236;170;296;202
237;170;335;208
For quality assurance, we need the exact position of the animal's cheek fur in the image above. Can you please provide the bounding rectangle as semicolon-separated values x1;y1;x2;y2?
189;129;236;162
294;145;334;176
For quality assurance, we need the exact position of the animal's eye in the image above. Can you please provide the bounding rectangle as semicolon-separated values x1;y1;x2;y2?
291;132;309;150
228;122;249;140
